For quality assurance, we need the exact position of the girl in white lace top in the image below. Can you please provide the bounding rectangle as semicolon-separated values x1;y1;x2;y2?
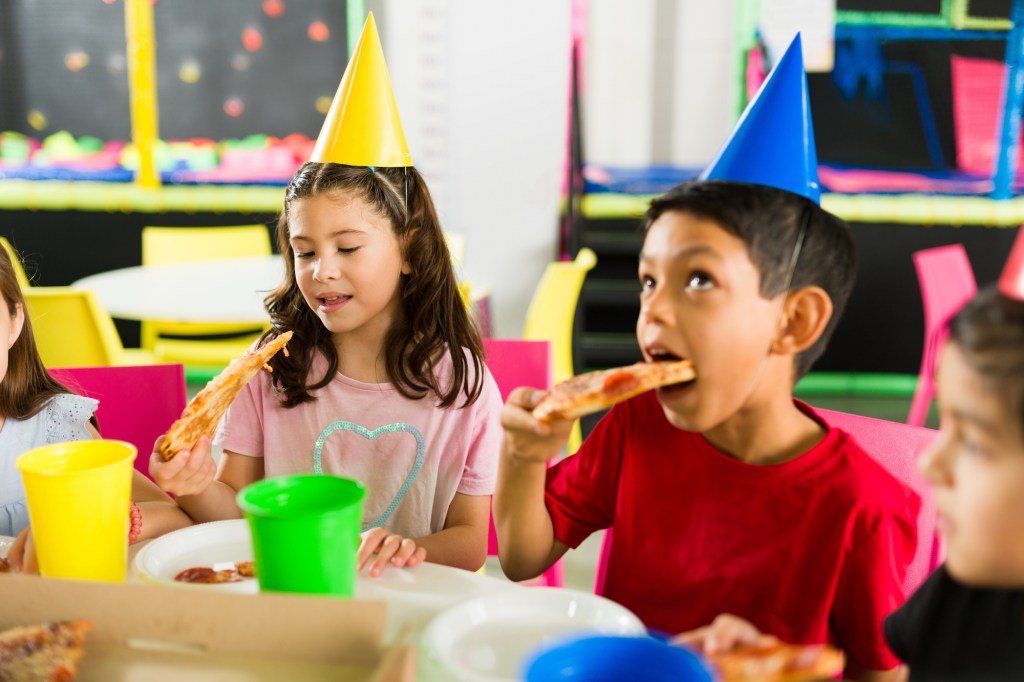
0;244;191;563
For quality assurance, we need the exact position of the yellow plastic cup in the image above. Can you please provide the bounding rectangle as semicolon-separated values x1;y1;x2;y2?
17;440;136;582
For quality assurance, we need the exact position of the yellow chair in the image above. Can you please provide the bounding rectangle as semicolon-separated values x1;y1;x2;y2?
24;287;153;367
141;225;272;365
1;237;30;290
458;281;472;309
523;248;597;454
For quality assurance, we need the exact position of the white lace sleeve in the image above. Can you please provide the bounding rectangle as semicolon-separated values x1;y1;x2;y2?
44;393;99;444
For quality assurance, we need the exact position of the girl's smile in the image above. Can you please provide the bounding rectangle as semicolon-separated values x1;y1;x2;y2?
316;292;352;315
288;193;411;372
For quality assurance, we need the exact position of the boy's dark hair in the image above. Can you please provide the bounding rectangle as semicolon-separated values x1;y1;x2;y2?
263;162;484;409
949;285;1024;438
643;180;857;380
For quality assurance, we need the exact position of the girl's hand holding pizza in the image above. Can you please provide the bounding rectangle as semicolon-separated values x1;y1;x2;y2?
149;435;217;497
501;387;574;464
358;527;426;577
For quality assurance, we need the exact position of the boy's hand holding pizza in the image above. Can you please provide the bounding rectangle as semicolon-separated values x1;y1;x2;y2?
672;614;778;655
673;614;847;682
503;360;695;463
501;387;575;464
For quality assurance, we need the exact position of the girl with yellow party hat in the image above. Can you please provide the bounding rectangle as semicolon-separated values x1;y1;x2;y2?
151;14;503;575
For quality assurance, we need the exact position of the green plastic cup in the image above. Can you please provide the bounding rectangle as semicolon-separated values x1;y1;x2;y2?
236;474;366;597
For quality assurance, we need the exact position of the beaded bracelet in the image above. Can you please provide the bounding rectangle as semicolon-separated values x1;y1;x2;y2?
128;500;142;544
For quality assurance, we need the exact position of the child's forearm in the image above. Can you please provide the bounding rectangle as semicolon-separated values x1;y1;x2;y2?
174;480;245;524
493;449;562;582
136;500;193;541
415;525;487;572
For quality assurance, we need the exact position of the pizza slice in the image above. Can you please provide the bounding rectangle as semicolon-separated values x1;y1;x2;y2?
0;620;94;682
157;331;293;461
706;642;844;682
532;359;695;422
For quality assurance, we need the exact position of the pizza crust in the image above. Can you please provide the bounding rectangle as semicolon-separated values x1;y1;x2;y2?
707;642;845;682
157;331;293;461
0;620;94;682
532;359;695;422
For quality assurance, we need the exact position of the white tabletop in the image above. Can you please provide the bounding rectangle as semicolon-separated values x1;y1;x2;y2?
71;256;283;325
72;256;488;328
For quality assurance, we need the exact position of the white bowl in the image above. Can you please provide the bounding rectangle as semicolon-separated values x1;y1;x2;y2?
419;587;646;682
133;519;258;594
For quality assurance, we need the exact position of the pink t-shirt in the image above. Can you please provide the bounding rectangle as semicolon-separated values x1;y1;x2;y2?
214;350;503;540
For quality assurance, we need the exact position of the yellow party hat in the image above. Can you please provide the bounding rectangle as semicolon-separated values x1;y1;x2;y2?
310;12;412;166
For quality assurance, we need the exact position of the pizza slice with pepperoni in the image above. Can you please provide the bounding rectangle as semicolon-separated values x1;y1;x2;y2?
0;620;94;682
707;642;845;682
532;359;695;422
157;331;293;461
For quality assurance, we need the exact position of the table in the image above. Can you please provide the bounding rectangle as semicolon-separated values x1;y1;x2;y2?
72;255;492;335
72;256;282;325
3;531;520;642
3;533;640;681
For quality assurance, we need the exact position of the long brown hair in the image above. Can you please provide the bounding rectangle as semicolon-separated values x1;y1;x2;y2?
262;162;484;408
0;244;77;419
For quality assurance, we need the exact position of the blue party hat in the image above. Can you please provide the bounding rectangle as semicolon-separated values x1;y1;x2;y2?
700;34;820;204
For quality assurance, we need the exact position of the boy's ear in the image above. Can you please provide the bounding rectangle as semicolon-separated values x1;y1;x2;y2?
772;286;833;355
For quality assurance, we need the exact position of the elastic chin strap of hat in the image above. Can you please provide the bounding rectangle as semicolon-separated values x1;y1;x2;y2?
741;203;811;405
782;202;810;295
367;166;410;211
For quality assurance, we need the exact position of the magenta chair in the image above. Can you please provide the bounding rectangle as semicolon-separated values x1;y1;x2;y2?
49;364;187;480
483;337;564;587
594;408;941;598
907;245;976;427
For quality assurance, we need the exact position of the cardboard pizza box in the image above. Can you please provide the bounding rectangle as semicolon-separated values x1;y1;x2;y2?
0;574;415;681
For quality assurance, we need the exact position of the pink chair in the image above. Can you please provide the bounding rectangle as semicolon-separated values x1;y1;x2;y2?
483;337;564;587
594;409;941;598
49;364;187;480
907;245;976;427
816;408;941;593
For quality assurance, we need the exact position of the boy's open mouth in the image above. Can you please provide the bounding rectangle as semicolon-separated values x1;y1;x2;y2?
647;350;697;393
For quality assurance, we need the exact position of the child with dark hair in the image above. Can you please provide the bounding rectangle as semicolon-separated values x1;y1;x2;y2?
151;15;502;575
689;235;1024;681
883;247;1024;679
495;36;917;682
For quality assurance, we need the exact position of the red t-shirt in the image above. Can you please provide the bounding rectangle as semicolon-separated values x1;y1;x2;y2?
544;394;920;671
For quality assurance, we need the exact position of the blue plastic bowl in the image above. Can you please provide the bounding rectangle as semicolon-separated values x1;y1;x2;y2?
523;634;715;682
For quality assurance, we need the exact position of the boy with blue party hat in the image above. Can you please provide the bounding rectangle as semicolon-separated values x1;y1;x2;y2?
495;35;917;681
